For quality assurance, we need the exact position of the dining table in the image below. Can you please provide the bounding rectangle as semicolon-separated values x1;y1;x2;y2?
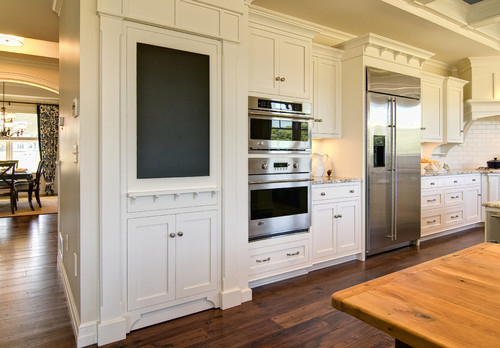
331;242;500;348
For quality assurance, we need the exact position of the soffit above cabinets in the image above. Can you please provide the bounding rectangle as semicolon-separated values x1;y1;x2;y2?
251;0;500;66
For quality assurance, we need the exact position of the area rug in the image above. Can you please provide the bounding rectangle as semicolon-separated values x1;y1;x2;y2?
0;195;58;218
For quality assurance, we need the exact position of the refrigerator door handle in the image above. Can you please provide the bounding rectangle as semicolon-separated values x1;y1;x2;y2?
390;98;397;241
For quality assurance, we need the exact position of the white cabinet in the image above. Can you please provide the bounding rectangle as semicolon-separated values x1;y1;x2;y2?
312;44;342;138
248;26;311;100
127;210;218;311
311;182;361;263
421;174;482;238
421;72;444;142
444;77;468;143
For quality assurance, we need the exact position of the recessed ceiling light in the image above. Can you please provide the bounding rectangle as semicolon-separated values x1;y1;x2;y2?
0;34;24;47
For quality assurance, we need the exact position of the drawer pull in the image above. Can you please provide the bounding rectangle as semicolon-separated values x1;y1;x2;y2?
430;182;435;186
454;180;458;183
320;192;326;196
472;179;476;182
349;190;355;193
427;199;436;202
427;219;436;224
451;196;460;199
256;257;271;263
451;215;459;219
286;251;300;257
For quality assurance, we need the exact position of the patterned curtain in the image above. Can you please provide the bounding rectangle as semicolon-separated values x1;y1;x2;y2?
37;104;59;195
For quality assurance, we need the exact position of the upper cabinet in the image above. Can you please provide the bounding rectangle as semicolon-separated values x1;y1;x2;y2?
421;72;444;142
421;72;468;144
312;44;343;138
443;77;468;143
248;26;311;100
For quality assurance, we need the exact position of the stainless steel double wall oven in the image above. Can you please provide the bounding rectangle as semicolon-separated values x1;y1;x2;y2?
248;96;313;241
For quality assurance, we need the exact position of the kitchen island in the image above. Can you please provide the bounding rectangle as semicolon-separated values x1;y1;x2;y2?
332;242;500;348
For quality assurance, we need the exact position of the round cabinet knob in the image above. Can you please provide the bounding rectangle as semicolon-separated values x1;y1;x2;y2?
169;233;176;238
275;76;280;81
177;231;184;237
262;163;268;170
293;162;299;168
280;77;285;82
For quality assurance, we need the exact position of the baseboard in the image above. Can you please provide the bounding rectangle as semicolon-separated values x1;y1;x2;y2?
97;318;127;346
58;256;98;347
219;287;249;309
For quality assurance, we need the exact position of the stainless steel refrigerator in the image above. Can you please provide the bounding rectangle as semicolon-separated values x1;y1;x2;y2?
366;67;421;256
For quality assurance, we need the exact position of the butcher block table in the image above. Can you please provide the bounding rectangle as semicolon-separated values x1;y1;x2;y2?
331;243;500;348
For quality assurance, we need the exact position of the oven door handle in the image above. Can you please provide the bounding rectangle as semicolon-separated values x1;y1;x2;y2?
249;178;313;185
249;110;313;120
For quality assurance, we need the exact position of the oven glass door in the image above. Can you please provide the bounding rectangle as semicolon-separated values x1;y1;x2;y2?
249;178;311;240
249;115;311;151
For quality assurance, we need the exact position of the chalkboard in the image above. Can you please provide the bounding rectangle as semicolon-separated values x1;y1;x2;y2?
136;43;210;179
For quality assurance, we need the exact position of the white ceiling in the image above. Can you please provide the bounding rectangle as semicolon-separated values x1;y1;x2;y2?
251;0;500;66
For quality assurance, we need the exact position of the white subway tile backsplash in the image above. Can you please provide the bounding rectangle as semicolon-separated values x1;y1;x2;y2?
437;117;500;170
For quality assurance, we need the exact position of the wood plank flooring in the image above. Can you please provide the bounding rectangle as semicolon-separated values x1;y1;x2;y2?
0;213;484;348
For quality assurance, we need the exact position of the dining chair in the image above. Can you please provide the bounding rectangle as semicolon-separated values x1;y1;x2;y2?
16;160;44;211
0;161;17;214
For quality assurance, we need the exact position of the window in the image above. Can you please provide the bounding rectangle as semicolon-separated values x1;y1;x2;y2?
0;108;39;171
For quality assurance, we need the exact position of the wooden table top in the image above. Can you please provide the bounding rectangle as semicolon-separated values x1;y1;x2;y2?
331;243;500;348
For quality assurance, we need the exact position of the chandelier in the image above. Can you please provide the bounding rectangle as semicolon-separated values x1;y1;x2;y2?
1;82;24;137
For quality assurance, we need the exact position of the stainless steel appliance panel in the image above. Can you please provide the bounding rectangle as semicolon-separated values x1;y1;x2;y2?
366;67;420;99
366;67;421;255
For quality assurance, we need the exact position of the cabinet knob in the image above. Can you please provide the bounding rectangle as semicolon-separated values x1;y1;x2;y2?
275;76;280;81
338;214;342;218
334;215;338;219
280;77;285;82
421;127;426;130
177;231;184;237
169;233;176;238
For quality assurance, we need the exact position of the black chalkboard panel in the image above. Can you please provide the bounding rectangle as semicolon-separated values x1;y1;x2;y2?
136;43;210;179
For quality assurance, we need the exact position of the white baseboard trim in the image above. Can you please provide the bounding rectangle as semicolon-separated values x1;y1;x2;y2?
241;287;252;303
97;318;127;346
219;287;247;309
58;256;98;347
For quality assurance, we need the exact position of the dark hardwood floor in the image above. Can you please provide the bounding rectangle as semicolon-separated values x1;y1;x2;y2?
0;214;484;348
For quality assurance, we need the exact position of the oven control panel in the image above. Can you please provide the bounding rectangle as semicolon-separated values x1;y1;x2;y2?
249;157;311;175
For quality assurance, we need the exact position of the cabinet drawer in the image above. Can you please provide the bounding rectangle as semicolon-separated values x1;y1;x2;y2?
444;189;464;206
421;213;442;229
445;209;464;225
421;177;444;189
465;174;481;185
421;190;444;210
312;185;359;201
444;176;465;187
249;239;309;276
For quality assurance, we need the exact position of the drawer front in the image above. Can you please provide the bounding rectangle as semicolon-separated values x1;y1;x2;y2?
249;239;309;276
421;190;444;210
444;176;465;187
444;189;464;206
421;177;444;189
465;174;481;185
312;184;359;201
445;209;464;225
421;212;442;236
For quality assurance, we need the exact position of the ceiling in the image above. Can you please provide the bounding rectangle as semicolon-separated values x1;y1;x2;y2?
251;0;500;66
0;0;59;103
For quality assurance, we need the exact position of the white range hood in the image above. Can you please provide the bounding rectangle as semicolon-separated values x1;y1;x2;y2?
458;57;500;121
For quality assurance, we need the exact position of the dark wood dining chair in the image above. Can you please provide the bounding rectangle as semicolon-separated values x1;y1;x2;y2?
15;160;44;211
0;161;18;214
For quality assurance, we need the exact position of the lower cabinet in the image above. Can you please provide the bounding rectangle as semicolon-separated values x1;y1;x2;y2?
312;182;362;264
127;210;218;311
421;174;482;238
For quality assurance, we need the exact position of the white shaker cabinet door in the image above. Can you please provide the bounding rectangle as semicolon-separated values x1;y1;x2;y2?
175;210;218;299
127;215;176;311
278;34;310;99
248;28;280;96
421;73;444;142
312;203;337;259
336;200;359;254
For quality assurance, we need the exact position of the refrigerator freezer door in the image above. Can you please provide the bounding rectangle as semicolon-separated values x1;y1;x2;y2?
394;97;421;243
366;92;394;254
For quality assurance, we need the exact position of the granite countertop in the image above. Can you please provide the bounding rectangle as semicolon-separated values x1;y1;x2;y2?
422;169;493;176
483;201;500;208
313;176;362;185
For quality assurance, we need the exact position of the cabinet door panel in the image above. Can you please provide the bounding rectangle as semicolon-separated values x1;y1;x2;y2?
279;35;310;99
445;86;463;143
465;185;481;224
127;215;176;311
175;210;218;298
421;80;443;141
337;200;359;254
312;203;336;259
248;28;279;95
313;57;340;137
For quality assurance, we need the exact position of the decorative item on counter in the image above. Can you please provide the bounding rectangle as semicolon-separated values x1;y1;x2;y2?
421;157;445;173
327;169;332;178
487;157;500;169
312;153;328;178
